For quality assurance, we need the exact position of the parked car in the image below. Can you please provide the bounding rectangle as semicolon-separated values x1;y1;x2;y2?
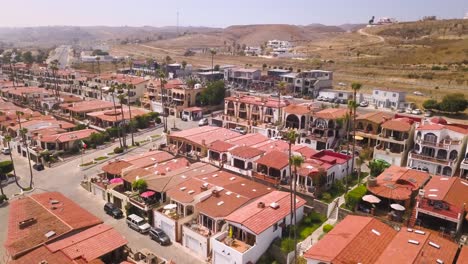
316;96;324;101
359;101;369;107
104;202;123;219
2;147;11;155
413;91;424;96
231;127;247;135
270;93;279;98
396;108;405;113
338;99;348;104
198;118;209;126
338;82;346;86
405;108;413;114
180;115;188;121
282;95;293;99
412;109;422;115
149;228;171;245
126;214;151;233
424;110;433;117
33;163;44;171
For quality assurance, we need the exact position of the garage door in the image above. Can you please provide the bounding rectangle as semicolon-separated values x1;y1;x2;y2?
161;221;175;241
214;252;231;264
93;187;105;200
186;235;202;256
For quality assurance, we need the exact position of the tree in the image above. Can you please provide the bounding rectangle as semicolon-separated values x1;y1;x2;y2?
368;159;390;177
132;179;148;193
422;99;439;110
199;80;225;106
290;154;304;263
125;83;135;146
109;85;123;148
356;148;371;185
438;93;467;113
96;57;102;99
117;93;128;148
285;130;298;240
210;49;217;74
3;135;25;191
214;64;220;72
158;70;168;132
22;51;34;64
0;160;14;195
186;78;197;89
277;81;286;125
181;60;187;70
350;82;362;175
49;59;60;100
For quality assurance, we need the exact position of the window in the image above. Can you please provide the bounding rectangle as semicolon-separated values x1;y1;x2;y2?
273;223;278;231
338;93;343;97
393;93;396;97
375;91;379;94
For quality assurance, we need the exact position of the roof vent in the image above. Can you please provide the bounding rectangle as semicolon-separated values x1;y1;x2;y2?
18;218;37;229
428;194;437;197
49;199;59;205
371;229;381;236
408;240;419;245
180;187;186;191
188;190;195;195
217;201;224;206
414;230;425;235
212;174;218;177
429;241;440;249
270;202;279;209
436;259;444;264
258;202;265;208
407;228;413;232
45;231;56;239
202;177;208;180
39;261;49;264
226;191;232;195
229;177;236;181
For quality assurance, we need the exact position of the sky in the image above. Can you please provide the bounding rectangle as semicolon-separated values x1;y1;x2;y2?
0;0;467;28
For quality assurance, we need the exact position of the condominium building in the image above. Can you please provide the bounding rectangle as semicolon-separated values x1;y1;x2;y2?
374;117;415;166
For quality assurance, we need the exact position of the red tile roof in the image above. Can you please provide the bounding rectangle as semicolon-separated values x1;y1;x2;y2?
284;104;312;115
422;176;468;212
46;224;127;262
103;151;174;176
209;140;235;152
60;100;115;113
5;192;102;258
9;245;73;264
314;108;348;120
381;118;413;132
225;191;306;235
356;111;394;124
368;166;430;201
311;150;350;165
255;150;289;170
292;145;317;158
170;126;243;146
229;146;265;159
458;247;468;264
40;129;97;143
86;107;149;123
304;216;397;263
225;95;289;108
122;157;190;183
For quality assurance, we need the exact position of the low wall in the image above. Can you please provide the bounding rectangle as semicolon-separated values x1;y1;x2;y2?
311;199;329;217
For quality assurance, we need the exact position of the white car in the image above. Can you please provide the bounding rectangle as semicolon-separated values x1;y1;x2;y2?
198;118;209;126
282;95;293;99
316;96;324;101
359;101;369;107
412;109;422;115
2;147;11;155
338;82;346;86
413;91;424;96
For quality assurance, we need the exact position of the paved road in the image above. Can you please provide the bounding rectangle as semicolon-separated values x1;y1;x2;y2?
47;45;71;69
0;116;203;264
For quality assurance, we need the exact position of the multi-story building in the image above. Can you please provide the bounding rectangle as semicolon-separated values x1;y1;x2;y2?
374;117;415;166
281;70;333;96
301;108;348;150
407;117;468;177
267;40;293;49
355;112;394;149
461;147;468;179
365;89;408;110
224;68;261;87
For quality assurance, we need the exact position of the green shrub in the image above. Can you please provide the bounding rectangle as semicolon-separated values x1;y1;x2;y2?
114;147;124;154
0;194;8;203
321;192;332;202
323;224;334;233
94;156;108;161
280;238;295;253
308;212;326;223
345;185;367;211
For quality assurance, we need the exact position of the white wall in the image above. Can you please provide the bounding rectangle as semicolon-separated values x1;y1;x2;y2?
182;225;209;260
153;210;177;241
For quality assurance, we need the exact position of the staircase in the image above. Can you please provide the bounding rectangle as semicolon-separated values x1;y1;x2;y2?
408;207;418;227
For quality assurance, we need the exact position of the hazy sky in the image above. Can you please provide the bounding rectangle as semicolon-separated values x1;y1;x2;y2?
1;0;467;27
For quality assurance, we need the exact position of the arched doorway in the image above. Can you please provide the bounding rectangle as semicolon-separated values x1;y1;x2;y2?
286;114;300;129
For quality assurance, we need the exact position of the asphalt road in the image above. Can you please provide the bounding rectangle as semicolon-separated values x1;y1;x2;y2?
0;116;203;264
47;45;71;69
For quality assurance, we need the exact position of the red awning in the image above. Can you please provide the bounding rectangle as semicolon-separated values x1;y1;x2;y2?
140;191;156;198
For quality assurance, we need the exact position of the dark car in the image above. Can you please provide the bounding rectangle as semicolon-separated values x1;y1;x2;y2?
104;202;123;219
33;163;44;171
149;228;171;245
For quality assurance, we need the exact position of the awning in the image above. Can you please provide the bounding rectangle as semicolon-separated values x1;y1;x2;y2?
140;191;156;198
362;194;381;204
390;203;405;211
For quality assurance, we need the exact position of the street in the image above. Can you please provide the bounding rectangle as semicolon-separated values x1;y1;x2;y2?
0;116;203;264
47;45;71;69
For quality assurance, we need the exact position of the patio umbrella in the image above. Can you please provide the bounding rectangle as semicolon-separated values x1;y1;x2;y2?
109;178;124;184
362;194;381;204
390;203;405;211
163;204;177;210
354;135;364;141
140;191;156;198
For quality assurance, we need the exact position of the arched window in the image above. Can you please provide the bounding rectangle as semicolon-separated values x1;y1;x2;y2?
442;167;452;176
247;162;253;170
436;149;447;160
449;150;458;160
423;133;437;143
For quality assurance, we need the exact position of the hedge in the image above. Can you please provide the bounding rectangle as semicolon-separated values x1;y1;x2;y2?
323;224;334;233
345;185;367;211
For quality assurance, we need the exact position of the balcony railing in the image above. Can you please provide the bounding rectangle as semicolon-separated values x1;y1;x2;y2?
417;199;460;221
252;172;280;185
416;139;461;149
184;222;212;237
409;152;451;166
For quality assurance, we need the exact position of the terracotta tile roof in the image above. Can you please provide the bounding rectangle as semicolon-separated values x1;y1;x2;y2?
86;108;149;123
304;216;397;263
225;191;306;235
228;133;270;146
103;151;174;176
183;107;203;112
9;246;73;264
102;160;132;175
423;177;468;212
284;104;312;115
368;166;430;201
312;150;350;165
60;100;115;113
209;140;235;152
229;146;265;159
46;224;127;262
381;118;413;132
356;112;394;124
40;129;97;143
170;126;243;146
253;139;290;152
5;192;102;258
255;150;289;170
314;108;348;120
225;95;290;108
292;145;318;158
458;247;468;264
376;229;458;264
122;157;190;183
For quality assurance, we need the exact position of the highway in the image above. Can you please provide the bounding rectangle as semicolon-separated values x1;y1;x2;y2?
47;45;71;69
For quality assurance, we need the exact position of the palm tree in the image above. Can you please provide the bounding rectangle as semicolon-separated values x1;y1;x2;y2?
158;70;168;132
277;81;286;126
50;59;60;100
109;85;122;148
290;154;304;263
125;83;135;146
117;92;127;148
350;82;362;174
343;106;352;193
4;135;26;190
210;49;217;75
19;127;34;189
286;130;298;239
95;57;102;99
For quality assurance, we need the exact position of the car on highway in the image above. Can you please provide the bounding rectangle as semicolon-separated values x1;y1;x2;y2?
104;202;123;219
2;147;11;155
198;118;209;126
412;109;422;115
413;91;424;96
33;163;45;171
149;228;171;245
338;82;347;86
126;214;151;234
359;101;369;107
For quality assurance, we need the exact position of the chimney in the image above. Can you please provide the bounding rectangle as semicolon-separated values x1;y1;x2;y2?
59;124;62;129
257;202;265;208
202;139;206;146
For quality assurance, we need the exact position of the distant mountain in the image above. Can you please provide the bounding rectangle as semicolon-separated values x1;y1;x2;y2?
338;23;367;32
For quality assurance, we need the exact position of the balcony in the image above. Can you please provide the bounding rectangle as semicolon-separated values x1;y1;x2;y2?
184;222;212;237
378;133;406;142
409;152;451;166
252;171;281;185
417;199;461;222
214;231;252;253
416;139;461;149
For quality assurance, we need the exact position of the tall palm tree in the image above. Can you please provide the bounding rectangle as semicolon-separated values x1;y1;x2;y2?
158;70;168;132
4;135;26;190
50;59;60;100
96;57;102;100
117;92;127;148
290;154;304;263
286;130;298;239
19;127;34;189
109;85;123;148
125;83;135;146
350;82;362;174
210;49;217;75
343;105;352;193
277;81;286;126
